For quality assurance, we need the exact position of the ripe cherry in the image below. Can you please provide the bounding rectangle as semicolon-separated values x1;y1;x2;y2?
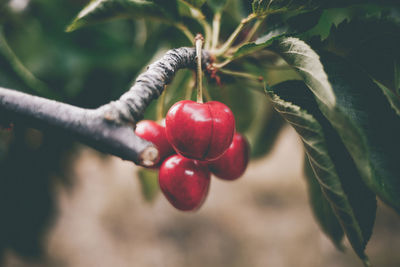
135;120;175;168
159;154;210;211
165;100;235;161
208;133;250;181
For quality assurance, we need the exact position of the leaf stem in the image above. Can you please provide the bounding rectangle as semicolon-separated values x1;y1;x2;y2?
211;12;221;50
213;13;256;56
195;34;204;103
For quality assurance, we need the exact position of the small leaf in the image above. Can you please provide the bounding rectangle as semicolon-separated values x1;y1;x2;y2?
304;154;344;250
66;0;171;32
271;37;400;214
137;168;160;202
267;80;376;263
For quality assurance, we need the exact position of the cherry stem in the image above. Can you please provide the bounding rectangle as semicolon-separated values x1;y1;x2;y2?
195;34;204;103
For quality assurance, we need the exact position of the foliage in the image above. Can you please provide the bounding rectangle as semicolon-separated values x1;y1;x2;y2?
0;0;400;265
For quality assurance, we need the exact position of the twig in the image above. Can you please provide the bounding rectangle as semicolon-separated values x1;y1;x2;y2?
0;47;211;166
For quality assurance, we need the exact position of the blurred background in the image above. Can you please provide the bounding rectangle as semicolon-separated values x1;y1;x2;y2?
0;0;399;266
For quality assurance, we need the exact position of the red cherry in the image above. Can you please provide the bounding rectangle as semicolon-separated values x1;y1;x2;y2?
165;100;235;161
159;155;210;211
135;120;175;168
208;133;250;181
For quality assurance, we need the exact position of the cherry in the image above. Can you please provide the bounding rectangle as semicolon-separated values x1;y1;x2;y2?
208;133;249;181
135;120;175;168
159;154;210;211
165;100;235;161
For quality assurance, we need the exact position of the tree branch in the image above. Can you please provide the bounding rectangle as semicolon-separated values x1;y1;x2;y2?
0;47;211;167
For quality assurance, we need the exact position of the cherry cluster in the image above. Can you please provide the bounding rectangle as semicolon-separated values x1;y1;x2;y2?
135;100;249;211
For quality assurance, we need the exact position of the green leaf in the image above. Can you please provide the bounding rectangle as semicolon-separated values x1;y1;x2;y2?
271;37;336;109
207;0;227;12
66;0;171;32
266;80;376;263
252;0;320;16
322;16;400;93
300;7;353;41
137;168;160;202
271;37;400;214
304;154;344;250
300;4;399;41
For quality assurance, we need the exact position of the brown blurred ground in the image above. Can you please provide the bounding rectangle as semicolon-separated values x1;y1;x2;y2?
2;127;400;267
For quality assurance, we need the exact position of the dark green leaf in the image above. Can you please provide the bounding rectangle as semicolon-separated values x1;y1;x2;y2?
320;16;400;92
267;80;376;263
300;7;353;41
300;4;399;41
304;154;344;250
271;37;400;214
137;168;160;202
66;0;171;32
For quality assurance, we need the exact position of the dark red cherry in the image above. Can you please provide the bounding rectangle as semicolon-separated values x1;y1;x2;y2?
135;120;175;168
208;133;249;180
159;154;210;211
165;100;235;161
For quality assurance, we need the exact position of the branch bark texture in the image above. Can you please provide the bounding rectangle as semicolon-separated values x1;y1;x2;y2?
0;47;211;166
